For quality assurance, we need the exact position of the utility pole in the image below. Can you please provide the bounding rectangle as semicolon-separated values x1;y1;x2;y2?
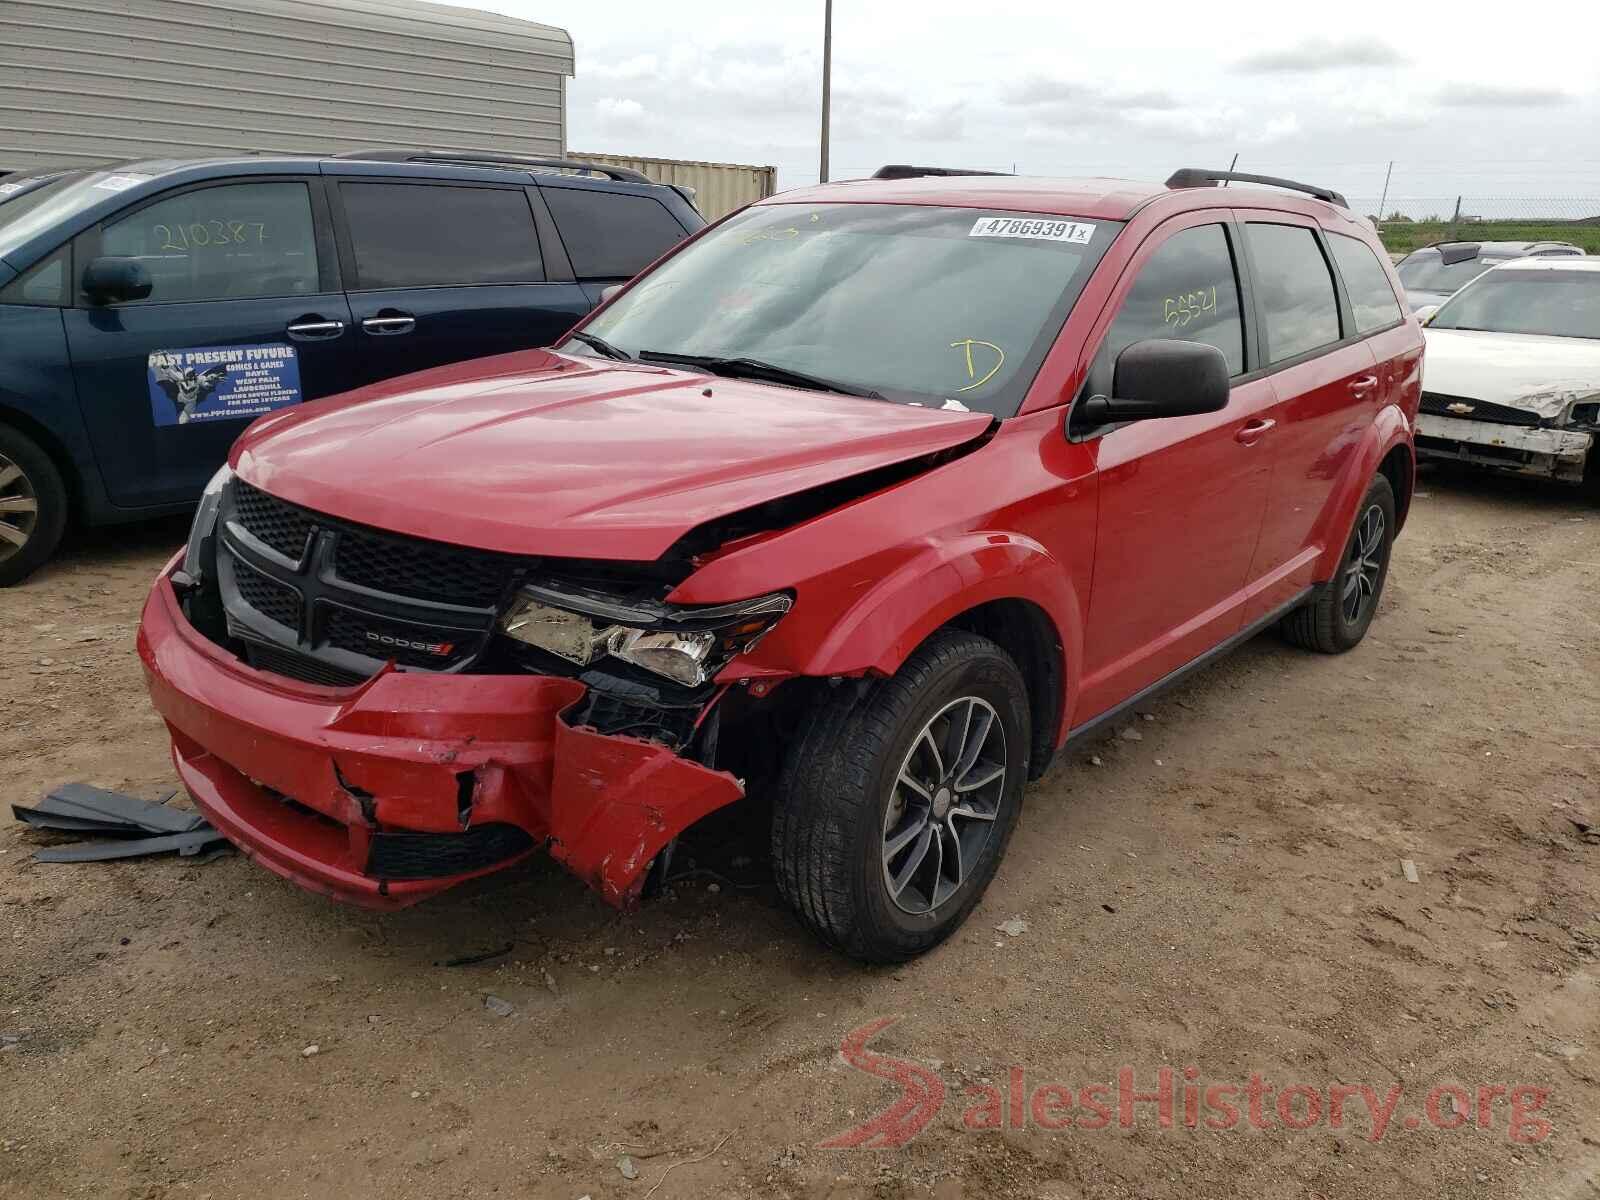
818;0;833;183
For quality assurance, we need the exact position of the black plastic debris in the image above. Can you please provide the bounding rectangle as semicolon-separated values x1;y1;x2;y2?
12;783;228;863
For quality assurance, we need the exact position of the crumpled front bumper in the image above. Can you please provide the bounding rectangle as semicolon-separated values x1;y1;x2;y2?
1416;413;1594;483
136;557;743;910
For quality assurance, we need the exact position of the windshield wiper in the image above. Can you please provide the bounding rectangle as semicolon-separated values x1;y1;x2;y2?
567;330;633;361
637;350;883;399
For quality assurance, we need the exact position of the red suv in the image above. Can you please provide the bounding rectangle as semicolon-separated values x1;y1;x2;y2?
138;167;1422;962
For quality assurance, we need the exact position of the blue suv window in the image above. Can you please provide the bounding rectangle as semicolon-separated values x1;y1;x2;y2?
100;181;320;304
0;247;68;306
340;182;543;288
543;187;688;278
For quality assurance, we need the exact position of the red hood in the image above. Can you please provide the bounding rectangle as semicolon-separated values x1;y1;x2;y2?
233;350;991;560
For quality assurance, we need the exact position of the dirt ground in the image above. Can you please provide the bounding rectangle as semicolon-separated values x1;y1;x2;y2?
2;466;1597;1200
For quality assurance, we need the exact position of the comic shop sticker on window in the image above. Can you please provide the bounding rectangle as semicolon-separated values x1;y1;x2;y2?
147;344;302;427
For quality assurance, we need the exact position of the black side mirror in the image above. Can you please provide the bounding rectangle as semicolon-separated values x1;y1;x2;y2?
1076;339;1230;425
82;257;152;305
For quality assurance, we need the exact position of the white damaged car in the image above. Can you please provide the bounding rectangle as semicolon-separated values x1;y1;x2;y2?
1417;257;1600;490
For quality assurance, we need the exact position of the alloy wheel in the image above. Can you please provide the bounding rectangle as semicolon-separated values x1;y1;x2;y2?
1342;503;1385;624
881;695;1007;915
0;452;38;564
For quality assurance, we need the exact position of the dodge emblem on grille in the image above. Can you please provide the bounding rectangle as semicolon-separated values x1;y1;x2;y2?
1446;402;1475;415
366;631;455;656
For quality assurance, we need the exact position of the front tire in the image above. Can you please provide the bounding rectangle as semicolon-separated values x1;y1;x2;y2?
1280;472;1395;654
771;630;1029;963
0;424;68;588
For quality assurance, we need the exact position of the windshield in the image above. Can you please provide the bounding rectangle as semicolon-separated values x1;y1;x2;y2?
0;168;151;261
565;202;1119;417
1429;269;1600;339
1396;250;1508;294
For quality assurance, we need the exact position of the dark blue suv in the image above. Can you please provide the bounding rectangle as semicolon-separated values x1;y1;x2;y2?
0;151;704;584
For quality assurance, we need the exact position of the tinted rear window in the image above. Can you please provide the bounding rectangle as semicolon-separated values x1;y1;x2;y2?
1395;250;1506;293
543;187;689;278
1329;233;1404;333
341;182;543;289
1245;223;1341;363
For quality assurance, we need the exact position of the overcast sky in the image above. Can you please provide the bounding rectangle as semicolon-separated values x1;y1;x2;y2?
447;0;1600;213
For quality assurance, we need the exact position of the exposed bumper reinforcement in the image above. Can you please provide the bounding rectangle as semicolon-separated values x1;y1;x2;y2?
1416;413;1593;483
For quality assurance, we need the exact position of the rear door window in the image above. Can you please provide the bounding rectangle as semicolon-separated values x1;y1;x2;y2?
542;187;689;278
98;181;319;304
1244;223;1341;363
339;182;543;288
1329;233;1403;333
1100;223;1245;375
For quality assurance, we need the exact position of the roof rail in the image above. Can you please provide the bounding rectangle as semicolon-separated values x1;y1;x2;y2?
871;164;1010;180
330;149;654;184
1165;168;1347;208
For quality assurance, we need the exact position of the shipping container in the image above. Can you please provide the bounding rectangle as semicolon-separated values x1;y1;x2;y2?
570;152;777;221
0;0;573;173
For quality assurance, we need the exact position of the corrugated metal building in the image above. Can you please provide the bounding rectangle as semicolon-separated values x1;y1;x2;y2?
570;152;777;220
0;0;574;173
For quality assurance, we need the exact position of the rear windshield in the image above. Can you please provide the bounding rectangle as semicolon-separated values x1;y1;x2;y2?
1428;269;1600;340
1396;250;1507;294
566;202;1119;418
0;168;150;260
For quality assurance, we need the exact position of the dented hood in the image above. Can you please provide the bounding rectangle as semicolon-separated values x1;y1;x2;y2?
232;350;991;560
1423;329;1600;420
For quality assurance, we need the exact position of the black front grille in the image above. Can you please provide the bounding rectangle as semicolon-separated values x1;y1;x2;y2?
366;823;535;880
322;606;480;670
219;480;522;682
333;525;517;607
232;558;301;629
1421;392;1543;427
242;641;368;688
232;481;316;560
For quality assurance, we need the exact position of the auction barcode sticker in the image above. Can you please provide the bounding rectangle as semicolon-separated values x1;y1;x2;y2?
970;216;1096;243
91;174;151;193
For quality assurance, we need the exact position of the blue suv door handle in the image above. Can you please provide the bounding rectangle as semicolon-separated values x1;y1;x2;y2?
362;312;417;336
286;316;347;341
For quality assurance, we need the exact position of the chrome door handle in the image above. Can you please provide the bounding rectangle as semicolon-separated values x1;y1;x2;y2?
1349;375;1379;396
362;315;416;335
286;319;345;340
1235;418;1275;444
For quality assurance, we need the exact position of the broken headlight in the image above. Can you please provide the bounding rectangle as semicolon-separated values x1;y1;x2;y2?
500;586;791;688
181;464;232;582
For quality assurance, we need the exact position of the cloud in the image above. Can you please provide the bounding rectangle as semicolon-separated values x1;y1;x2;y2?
1433;84;1572;108
1235;36;1405;73
1002;76;1179;111
593;96;651;133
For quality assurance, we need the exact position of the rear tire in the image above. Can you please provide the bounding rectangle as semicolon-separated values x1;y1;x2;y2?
1280;473;1395;654
771;630;1029;963
0;424;68;587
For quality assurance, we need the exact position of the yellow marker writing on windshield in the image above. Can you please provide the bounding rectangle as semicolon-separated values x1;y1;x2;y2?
950;339;1005;392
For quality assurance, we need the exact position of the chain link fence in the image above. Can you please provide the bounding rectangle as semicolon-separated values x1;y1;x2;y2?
1346;197;1600;255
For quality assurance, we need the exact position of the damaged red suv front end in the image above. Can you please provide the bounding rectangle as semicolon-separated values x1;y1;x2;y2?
138;346;995;910
139;567;744;908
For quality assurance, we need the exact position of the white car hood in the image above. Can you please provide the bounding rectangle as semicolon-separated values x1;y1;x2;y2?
1423;329;1600;419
